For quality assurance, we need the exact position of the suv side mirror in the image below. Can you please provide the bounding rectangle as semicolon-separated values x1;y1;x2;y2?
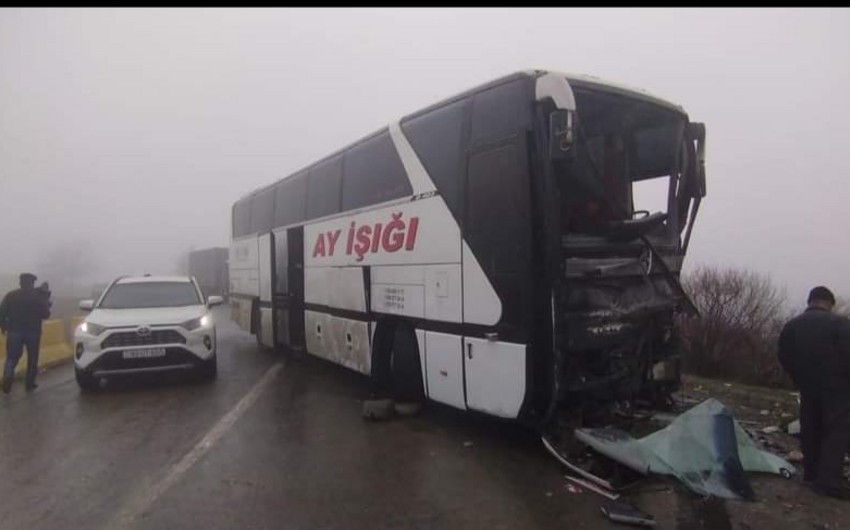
208;296;224;307
79;300;94;312
549;109;575;161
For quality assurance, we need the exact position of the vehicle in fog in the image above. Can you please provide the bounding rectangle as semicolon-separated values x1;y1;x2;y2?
228;70;707;427
188;247;229;298
73;275;223;390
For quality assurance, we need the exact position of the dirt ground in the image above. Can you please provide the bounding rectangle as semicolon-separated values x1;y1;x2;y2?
659;375;850;529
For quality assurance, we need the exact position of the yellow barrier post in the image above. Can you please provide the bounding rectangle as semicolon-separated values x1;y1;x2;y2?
0;320;75;379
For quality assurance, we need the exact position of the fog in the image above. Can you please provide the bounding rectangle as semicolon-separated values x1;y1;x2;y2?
1;8;848;306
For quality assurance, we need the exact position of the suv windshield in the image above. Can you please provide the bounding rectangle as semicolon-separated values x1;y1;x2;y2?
99;282;201;309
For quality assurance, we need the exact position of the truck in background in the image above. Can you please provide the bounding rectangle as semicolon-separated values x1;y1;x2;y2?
188;247;229;298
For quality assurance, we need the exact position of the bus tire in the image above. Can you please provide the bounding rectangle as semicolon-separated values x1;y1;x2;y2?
390;323;425;406
252;300;272;352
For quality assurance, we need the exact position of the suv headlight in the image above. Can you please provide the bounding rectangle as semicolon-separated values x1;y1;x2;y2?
181;315;212;331
79;321;107;336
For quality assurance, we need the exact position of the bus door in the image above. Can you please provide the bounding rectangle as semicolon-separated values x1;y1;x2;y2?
258;232;275;348
462;139;531;419
274;227;305;351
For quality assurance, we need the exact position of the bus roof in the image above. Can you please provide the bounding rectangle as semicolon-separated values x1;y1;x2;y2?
234;70;687;205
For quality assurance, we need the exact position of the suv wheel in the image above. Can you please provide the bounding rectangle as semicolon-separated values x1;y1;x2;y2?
198;355;217;381
75;368;99;392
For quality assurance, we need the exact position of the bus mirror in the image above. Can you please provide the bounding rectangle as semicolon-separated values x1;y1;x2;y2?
549;109;574;161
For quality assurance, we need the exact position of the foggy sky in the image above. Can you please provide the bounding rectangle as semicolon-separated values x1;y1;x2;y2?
2;8;849;306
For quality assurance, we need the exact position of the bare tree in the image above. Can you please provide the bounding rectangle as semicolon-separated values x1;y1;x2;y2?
680;266;791;386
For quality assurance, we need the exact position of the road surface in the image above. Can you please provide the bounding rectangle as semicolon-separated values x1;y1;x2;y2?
1;307;828;530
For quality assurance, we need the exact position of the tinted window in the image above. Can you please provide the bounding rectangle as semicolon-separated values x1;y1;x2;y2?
274;231;289;293
466;142;530;274
233;198;252;238
99;282;201;309
401;98;470;220
306;155;343;219
470;79;532;144
342;130;412;211
250;188;275;234
274;171;308;227
466;141;531;332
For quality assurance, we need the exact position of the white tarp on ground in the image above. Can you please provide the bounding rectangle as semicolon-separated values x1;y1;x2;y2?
575;398;796;500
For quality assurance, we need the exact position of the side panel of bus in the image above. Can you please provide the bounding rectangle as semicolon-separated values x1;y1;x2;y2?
229;236;260;333
231;74;538;421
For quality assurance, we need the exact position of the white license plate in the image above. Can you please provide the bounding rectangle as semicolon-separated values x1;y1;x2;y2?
122;348;167;359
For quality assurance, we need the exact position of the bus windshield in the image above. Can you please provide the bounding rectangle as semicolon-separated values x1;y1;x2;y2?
561;88;688;241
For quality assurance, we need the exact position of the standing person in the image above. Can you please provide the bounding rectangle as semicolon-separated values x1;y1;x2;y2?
778;286;850;500
0;273;51;393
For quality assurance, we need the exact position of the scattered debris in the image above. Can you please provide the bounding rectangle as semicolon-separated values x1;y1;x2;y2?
542;436;616;491
760;409;770;416
394;402;422;417
574;399;796;500
650;412;678;425
566;483;582;494
788;420;801;435
463;441;474;448
786;451;804;463
600;500;656;527
724;383;732;388
566;476;620;500
362;399;395;421
545;491;553;497
762;426;781;434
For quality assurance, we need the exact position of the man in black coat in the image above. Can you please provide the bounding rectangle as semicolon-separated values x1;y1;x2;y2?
0;273;52;393
778;286;850;499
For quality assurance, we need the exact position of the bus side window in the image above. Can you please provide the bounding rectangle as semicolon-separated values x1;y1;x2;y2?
274;171;307;228
233;198;252;238
342;130;411;211
306;155;343;220
250;188;275;235
401;97;472;222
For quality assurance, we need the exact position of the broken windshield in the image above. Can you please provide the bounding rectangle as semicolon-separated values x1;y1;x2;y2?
560;87;688;243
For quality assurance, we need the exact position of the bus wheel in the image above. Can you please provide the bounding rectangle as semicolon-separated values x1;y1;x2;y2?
252;300;272;352
390;324;424;415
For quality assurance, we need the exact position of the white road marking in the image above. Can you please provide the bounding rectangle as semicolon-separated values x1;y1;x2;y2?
108;363;283;529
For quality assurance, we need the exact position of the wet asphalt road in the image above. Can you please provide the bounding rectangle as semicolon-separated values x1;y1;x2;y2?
0;308;682;530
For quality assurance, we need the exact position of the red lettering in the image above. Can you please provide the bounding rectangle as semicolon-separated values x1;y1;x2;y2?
371;223;383;253
326;230;341;256
346;222;356;255
405;217;419;250
382;212;406;252
354;225;372;262
312;233;326;258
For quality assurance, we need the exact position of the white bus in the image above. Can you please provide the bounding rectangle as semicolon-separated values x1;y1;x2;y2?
229;70;707;427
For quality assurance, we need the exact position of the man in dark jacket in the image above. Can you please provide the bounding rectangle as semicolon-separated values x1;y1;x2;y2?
0;273;51;393
778;286;850;499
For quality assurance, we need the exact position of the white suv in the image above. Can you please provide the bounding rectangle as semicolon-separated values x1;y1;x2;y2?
74;275;223;390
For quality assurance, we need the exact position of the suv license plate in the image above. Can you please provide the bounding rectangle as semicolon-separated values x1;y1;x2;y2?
123;348;167;359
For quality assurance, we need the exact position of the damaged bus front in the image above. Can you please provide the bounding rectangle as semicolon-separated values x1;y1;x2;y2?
534;73;707;426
